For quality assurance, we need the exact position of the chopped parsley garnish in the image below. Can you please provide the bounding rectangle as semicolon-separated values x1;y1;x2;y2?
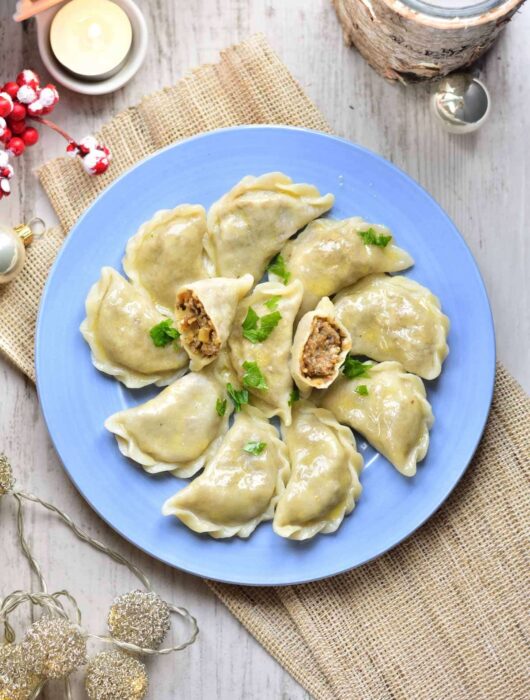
342;355;373;380
264;295;281;310
226;383;249;412
358;227;392;248
243;441;267;456
242;361;268;390
288;387;300;406
267;254;290;284
149;319;180;347
216;398;227;416
355;384;369;396
242;306;259;332
242;306;282;343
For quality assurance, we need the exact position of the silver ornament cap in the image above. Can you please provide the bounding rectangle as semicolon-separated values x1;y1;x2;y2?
431;73;491;134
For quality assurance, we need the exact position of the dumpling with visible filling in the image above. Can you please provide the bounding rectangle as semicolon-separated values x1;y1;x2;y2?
162;406;290;538
228;279;303;424
123;204;209;315
175;274;254;371
273;401;362;540
318;361;434;477
205;172;334;280
279;217;414;317
80;267;188;388
290;297;351;397
334;274;449;380
104;355;233;478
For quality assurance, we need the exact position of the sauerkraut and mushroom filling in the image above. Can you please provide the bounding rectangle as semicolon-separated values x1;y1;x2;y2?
177;290;220;359
300;317;348;384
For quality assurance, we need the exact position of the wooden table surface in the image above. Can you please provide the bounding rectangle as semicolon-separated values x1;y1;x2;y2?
1;1;528;698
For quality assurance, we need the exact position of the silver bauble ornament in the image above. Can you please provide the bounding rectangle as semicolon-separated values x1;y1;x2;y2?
0;218;45;284
85;650;148;700
0;643;43;700
108;590;171;650
431;73;490;134
22;616;87;679
0;225;25;284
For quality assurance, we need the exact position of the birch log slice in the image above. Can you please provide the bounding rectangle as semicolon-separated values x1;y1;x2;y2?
332;0;526;82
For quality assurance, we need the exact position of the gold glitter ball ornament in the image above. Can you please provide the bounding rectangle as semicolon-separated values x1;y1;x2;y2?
0;643;42;700
85;650;148;700
108;590;171;650
0;454;15;495
22;617;87;679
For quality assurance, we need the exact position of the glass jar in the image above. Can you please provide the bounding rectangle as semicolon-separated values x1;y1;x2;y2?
401;0;507;19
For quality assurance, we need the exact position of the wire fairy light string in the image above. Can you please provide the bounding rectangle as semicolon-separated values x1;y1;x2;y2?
0;453;199;700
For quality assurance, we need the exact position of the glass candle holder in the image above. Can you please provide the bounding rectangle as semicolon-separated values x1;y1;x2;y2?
401;0;507;18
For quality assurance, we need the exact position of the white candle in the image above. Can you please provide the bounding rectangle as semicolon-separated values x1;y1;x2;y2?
50;0;133;81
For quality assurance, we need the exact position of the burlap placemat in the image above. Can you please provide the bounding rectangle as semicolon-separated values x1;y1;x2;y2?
1;35;528;699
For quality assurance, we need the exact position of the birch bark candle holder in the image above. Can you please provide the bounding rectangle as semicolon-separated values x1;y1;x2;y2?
332;0;526;83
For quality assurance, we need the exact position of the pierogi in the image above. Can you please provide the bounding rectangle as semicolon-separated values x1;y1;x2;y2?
229;279;303;424
279;217;413;317
334;274;449;380
123;204;209;315
205;172;334;281
319;361;434;477
175;274;254;371
80;267;188;388
274;401;363;540
105;358;232;478
163;407;290;538
290;297;351;397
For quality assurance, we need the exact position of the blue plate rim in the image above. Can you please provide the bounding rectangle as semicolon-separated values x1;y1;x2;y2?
35;124;496;586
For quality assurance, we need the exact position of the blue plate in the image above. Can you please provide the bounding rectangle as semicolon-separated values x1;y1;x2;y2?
36;126;495;586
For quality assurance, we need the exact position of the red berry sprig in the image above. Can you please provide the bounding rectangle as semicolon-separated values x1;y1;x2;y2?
0;69;111;200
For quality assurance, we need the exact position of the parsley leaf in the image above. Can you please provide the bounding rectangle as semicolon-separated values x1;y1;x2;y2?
267;254;290;284
264;295;281;311
242;306;259;332
149;319;180;347
226;383;249;412
242;361;268;390
358;227;392;248
242;308;282;343
243;441;267;456
288;387;300;406
342;355;373;380
257;311;282;338
355;384;369;396
216;398;227;416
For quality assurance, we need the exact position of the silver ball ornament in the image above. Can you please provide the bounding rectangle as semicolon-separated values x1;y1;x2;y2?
108;590;171;650
0;218;45;285
0;225;25;284
22;617;87;679
0;643;43;700
85;650;148;700
431;73;490;134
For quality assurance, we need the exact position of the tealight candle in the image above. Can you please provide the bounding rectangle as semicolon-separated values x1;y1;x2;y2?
50;0;133;81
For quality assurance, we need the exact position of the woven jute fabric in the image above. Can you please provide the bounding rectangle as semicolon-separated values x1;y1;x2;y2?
1;34;527;700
